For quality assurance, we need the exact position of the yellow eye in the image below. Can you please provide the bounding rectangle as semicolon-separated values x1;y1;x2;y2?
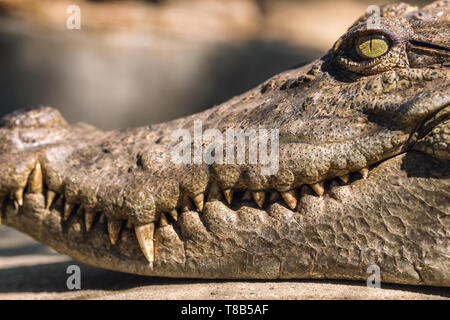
355;35;389;59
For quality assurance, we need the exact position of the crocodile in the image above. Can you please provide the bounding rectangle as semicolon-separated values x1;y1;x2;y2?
0;1;449;286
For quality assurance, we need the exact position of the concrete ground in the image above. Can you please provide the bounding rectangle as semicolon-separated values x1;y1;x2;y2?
0;226;448;300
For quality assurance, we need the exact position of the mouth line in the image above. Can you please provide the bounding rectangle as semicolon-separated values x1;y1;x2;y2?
415;104;450;139
0;150;416;268
409;39;450;55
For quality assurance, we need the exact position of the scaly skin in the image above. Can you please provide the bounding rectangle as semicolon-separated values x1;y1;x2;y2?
0;2;449;285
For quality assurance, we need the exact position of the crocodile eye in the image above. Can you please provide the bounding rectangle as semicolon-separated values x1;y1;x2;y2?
355;34;390;59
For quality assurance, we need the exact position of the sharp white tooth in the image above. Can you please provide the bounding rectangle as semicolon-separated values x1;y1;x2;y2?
169;209;178;222
63;202;74;221
269;191;280;203
359;167;369;179
339;174;349;184
192;193;204;212
223;189;233;204
281;190;297;210
135;223;155;269
207;182;221;202
159;213;169;227
310;182;324;196
13;188;24;208
242;190;252;201
28;163;43;194
252;191;265;208
107;219;122;245
46;191;56;210
84;209;96;232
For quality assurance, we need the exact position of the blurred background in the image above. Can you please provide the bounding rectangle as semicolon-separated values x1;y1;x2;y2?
0;0;431;130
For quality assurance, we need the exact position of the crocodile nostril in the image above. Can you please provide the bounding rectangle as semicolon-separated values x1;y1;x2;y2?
0;106;68;130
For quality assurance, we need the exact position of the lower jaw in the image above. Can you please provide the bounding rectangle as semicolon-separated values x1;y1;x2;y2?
2;151;449;286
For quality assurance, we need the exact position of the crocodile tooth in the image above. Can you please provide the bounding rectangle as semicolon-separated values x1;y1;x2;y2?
300;185;311;196
107;219;122;245
169;209;178;222
84;209;96;232
269;191;280;203
135;223;155;268
223;189;233;204
310;182;324;196
13;188;24;210
98;213;106;223
180;195;192;212
126;219;133;228
242;190;252;201
159;213;169;227
192;193;204;212
63;202;74;221
339;174;349;184
252;191;265;208
46;191;56;210
359;167;369;179
281;190;297;209
28;163;43;194
329;180;340;188
207;182;221;202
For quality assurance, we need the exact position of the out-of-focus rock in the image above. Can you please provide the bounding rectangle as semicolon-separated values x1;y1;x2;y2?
0;0;429;129
0;0;342;129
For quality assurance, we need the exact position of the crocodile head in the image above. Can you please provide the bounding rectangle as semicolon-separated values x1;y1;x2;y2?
1;1;449;285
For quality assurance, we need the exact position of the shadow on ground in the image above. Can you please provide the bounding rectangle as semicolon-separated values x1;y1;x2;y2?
0;258;449;298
